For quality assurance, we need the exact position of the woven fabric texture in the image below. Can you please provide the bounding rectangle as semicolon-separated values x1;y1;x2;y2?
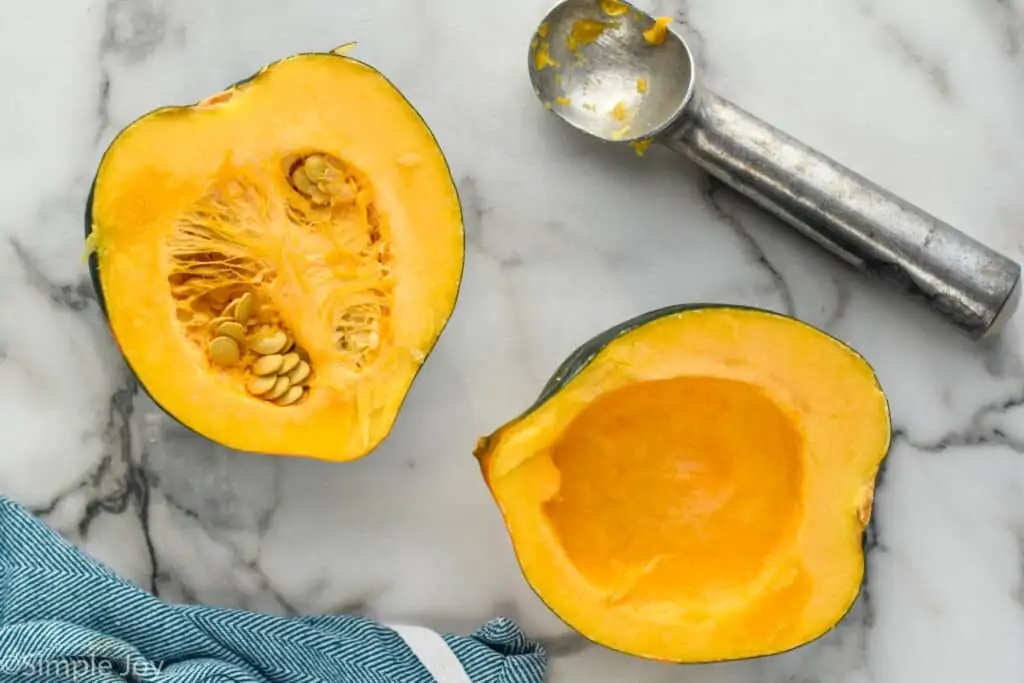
0;495;548;682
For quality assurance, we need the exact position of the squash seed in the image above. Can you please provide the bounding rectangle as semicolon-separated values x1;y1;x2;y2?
253;354;285;376
303;154;333;181
274;385;304;406
250;330;288;355
246;375;277;396
287;360;311;385
216;321;246;342
282;335;295;353
291;166;319;197
264;376;291;400
291;164;330;204
209;336;240;366
222;298;240;318
279;352;301;375
233;293;254;325
324;181;355;203
207;316;233;335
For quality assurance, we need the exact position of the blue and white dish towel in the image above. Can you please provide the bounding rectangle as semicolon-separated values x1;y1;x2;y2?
0;495;548;682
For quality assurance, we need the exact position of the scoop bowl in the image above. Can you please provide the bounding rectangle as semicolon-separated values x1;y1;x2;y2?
527;0;696;143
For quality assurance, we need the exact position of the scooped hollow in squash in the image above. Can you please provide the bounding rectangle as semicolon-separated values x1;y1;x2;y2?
474;304;891;663
85;48;464;462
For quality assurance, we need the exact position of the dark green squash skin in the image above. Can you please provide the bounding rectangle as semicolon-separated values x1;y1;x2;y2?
477;303;893;664
84;50;466;460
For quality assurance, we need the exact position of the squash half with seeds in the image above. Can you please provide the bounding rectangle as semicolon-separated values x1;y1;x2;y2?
85;48;465;461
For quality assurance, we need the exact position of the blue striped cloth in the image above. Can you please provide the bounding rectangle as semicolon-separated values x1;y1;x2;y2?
0;495;548;682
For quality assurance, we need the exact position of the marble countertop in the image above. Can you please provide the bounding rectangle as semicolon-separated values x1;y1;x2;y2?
4;0;1024;680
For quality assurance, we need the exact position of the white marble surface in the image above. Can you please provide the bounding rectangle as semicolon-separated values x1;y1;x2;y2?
3;0;1024;680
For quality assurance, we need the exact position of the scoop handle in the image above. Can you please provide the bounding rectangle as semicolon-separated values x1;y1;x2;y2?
662;89;1021;341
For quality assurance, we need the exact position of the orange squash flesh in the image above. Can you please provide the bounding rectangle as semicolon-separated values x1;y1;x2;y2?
475;305;891;663
86;51;464;461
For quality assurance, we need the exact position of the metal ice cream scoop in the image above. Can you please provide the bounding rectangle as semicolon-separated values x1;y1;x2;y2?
528;0;1021;341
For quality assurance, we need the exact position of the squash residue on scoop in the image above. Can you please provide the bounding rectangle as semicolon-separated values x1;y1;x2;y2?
600;0;630;16
534;40;560;70
610;100;631;122
567;19;613;53
643;17;673;46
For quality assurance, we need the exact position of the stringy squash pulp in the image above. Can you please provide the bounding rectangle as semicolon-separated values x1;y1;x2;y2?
86;50;464;461
475;306;891;662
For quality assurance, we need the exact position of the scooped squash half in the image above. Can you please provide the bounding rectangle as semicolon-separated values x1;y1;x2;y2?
474;305;891;663
85;47;464;461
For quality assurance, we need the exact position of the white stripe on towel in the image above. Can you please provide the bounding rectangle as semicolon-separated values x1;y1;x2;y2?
387;623;473;683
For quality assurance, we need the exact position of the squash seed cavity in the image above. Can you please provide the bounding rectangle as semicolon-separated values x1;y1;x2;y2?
166;147;391;406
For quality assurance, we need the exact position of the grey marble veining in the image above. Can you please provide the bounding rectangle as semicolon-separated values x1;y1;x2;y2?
2;0;1024;681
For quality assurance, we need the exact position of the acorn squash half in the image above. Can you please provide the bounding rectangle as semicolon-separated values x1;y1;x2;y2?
474;304;891;663
85;48;464;462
